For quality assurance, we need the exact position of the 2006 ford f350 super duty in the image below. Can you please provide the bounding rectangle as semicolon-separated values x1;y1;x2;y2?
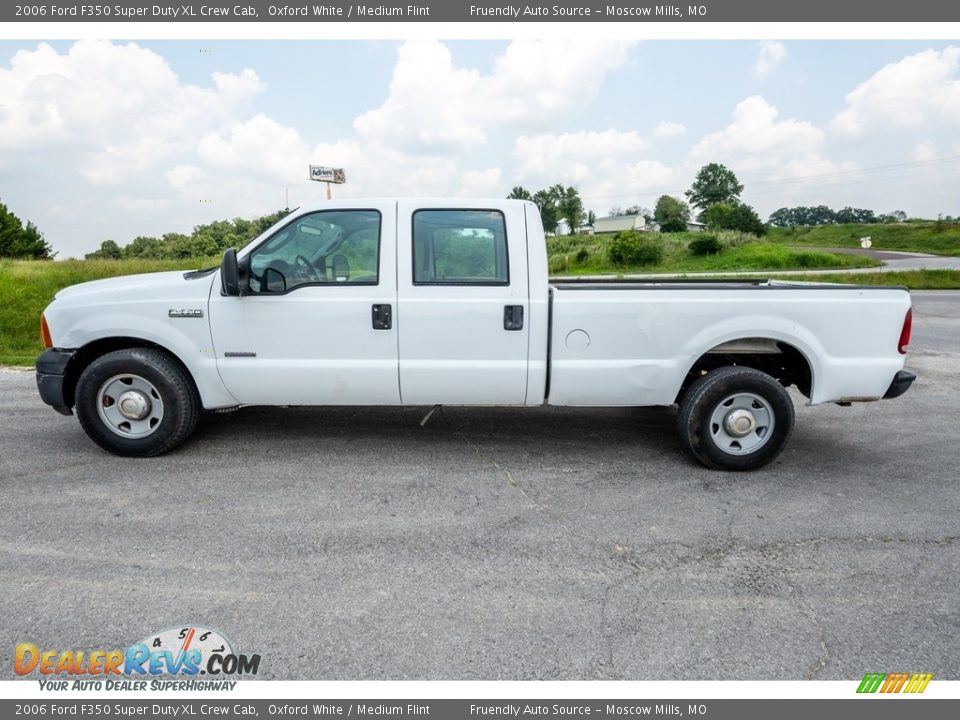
35;199;915;470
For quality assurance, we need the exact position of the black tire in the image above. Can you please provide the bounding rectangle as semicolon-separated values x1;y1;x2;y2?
678;365;794;471
75;348;200;457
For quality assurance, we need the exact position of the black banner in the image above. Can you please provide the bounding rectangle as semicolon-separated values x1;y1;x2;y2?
4;0;960;23
1;700;959;719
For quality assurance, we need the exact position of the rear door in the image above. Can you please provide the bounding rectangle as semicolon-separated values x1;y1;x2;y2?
396;201;530;405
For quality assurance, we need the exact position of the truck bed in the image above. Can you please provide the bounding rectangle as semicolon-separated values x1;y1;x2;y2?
546;278;911;407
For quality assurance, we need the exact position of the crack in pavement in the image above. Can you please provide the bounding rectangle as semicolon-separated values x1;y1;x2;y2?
782;567;830;680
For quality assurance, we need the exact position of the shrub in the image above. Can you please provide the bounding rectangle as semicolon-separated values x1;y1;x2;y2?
689;235;722;256
608;231;664;266
705;202;767;236
575;248;590;264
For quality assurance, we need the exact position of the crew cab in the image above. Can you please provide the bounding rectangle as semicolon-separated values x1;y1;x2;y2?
35;199;915;470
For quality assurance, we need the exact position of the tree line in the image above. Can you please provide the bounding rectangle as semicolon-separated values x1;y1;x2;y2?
506;184;588;233
85;210;291;260
0;162;943;262
768;206;908;227
512;163;767;236
0;199;54;259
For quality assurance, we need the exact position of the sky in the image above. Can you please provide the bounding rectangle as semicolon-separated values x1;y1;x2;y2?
1;38;959;257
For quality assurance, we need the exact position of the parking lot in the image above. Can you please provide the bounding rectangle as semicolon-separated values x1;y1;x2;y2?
1;291;958;680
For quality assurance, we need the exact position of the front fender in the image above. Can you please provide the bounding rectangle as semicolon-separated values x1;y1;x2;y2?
54;312;236;409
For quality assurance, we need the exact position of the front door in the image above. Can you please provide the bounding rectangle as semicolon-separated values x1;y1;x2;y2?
208;204;400;405
396;202;530;405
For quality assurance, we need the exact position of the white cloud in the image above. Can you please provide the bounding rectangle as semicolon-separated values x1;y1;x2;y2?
308;137;460;199
754;41;786;80
513;129;649;182
832;46;960;135
197;113;311;183
689;95;851;180
165;165;207;193
512;130;678;212
459;168;503;197
653;121;686;138
353;39;635;153
912;141;938;162
0;40;264;184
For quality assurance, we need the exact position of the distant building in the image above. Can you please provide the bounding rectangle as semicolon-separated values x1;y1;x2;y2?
593;215;708;234
592;214;649;233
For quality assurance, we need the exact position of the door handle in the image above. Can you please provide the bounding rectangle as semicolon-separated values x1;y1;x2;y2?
503;305;524;331
372;304;392;330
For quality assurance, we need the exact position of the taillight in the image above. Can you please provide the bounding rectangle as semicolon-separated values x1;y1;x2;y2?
898;307;912;355
40;314;53;349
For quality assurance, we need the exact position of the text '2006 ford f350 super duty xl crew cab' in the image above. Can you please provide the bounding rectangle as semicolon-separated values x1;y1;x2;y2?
35;199;916;470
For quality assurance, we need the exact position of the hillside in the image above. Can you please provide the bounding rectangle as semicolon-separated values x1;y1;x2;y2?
767;222;960;256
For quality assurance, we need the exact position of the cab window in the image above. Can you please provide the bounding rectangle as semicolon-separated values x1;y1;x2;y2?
412;209;508;285
248;210;381;293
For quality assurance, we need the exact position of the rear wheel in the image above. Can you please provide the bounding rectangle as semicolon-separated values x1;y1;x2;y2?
678;366;794;471
75;348;200;457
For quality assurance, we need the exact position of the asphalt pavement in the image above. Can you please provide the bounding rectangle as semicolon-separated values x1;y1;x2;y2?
0;292;958;680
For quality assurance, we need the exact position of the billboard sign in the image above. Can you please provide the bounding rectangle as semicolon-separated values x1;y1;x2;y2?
309;166;346;183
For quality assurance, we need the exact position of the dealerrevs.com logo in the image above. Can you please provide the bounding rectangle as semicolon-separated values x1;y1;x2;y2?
14;626;261;690
857;672;933;694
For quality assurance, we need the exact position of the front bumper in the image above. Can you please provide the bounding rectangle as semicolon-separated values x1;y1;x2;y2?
36;348;76;415
883;370;916;400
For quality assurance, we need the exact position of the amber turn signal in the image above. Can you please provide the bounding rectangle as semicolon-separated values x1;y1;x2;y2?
40;314;53;349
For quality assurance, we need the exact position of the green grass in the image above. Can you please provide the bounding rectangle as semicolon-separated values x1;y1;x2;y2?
764;270;960;289
548;231;879;275
0;258;214;366
767;222;960;256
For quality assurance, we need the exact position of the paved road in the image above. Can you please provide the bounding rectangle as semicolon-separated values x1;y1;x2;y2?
1;294;958;681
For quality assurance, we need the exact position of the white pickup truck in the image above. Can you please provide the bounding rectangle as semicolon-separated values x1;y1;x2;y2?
36;199;915;470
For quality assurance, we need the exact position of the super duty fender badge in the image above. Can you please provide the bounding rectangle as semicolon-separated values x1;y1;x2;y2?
168;309;204;318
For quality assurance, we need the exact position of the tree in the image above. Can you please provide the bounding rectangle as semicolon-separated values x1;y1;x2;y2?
532;189;560;233
0;200;54;259
85;240;123;260
705;202;736;230
707;202;766;236
586;210;597;226
555;185;584;231
685;163;744;213
654;195;690;233
124;235;164;258
528;185;583;233
623;205;652;220
507;186;532;200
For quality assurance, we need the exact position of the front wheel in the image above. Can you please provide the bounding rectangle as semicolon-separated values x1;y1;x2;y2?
75;348;200;457
678;366;794;471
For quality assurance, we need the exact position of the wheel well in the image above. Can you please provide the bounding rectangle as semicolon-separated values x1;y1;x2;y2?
62;337;197;408
676;338;813;403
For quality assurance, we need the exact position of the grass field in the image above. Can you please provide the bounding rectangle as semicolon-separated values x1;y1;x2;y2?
760;270;960;289
547;231;878;275
767;222;960;256
0;258;214;366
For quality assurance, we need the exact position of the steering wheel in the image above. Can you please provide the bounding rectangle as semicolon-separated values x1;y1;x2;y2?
294;254;319;281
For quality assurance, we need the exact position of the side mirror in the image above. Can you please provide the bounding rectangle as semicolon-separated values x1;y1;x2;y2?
221;248;240;296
